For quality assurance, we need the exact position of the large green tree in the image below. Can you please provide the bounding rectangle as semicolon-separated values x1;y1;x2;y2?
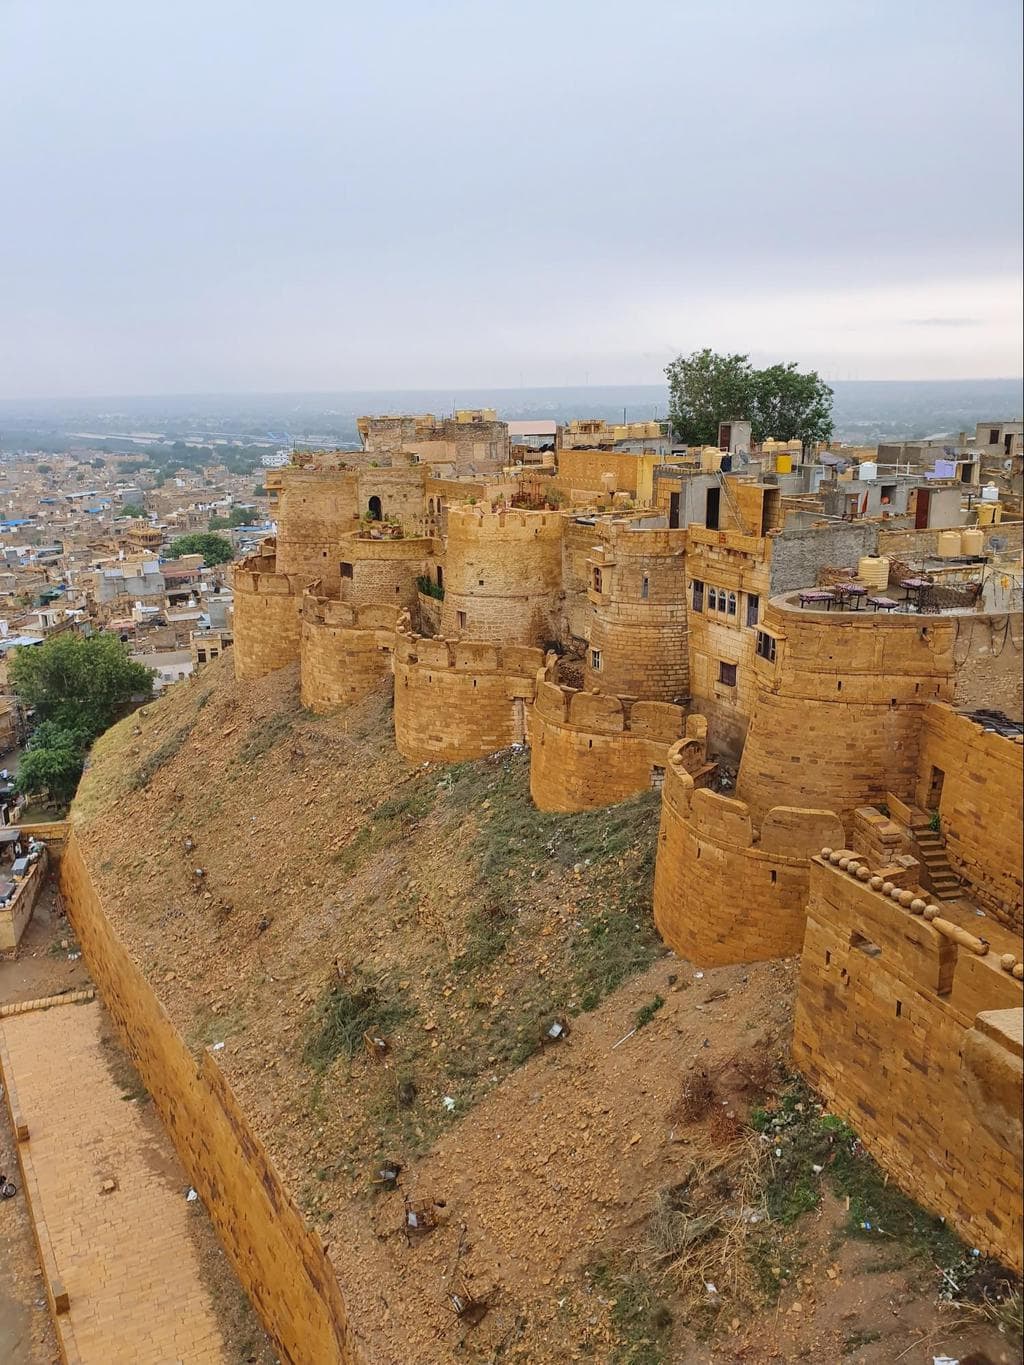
164;532;235;564
10;633;153;736
665;349;833;448
11;635;153;806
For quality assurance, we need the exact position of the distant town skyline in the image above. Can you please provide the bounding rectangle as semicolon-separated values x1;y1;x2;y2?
2;0;1021;398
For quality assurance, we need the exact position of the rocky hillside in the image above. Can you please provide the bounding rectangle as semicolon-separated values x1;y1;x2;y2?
71;659;1012;1365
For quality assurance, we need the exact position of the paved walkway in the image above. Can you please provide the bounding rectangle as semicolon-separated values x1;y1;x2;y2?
0;1000;227;1363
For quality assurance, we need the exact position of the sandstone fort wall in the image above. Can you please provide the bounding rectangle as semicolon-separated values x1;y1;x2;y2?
275;469;360;589
736;599;959;825
338;532;437;611
59;833;356;1364
299;591;402;713
392;629;541;763
653;754;845;966
528;669;692;812
583;525;690;700
439;507;563;645
915;704;1024;929
232;548;309;681
793;856;1023;1272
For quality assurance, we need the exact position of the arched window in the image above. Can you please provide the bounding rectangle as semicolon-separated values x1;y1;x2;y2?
368;495;382;520
727;592;737;616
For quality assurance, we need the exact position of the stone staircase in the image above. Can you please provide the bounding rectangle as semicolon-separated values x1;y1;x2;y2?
911;823;962;901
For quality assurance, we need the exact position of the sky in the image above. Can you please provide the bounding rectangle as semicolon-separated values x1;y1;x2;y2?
1;0;1022;397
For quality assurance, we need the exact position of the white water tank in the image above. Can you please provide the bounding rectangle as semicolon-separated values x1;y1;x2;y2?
981;482;1000;502
858;460;878;481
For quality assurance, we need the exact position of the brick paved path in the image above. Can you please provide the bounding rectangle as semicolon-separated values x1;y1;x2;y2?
0;1000;227;1363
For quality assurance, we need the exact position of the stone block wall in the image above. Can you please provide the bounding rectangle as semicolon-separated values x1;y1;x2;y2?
950;613;1023;718
232;547;309;681
684;527;772;759
338;532;437;612
58;833;356;1363
299;591;401;713
794;856;1023;1272
439;506;563;646
583;525;690;701
528;667;692;811
275;468;360;590
653;757;844;965
877;521;1023;561
392;628;542;763
914;704;1024;928
737;598;958;825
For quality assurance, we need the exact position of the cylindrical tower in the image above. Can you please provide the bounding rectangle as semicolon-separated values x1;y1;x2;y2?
736;595;958;825
231;543;306;680
583;524;689;700
439;507;563;646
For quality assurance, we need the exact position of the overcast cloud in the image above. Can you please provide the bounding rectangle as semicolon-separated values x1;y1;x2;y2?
1;0;1021;396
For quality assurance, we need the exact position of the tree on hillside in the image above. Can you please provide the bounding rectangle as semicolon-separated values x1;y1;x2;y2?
15;720;92;806
10;633;153;737
120;503;147;519
11;636;153;807
164;532;235;564
665;349;834;448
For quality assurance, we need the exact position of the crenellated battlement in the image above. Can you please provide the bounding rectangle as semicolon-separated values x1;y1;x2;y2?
795;852;1023;1271
444;504;564;538
528;658;699;812
654;761;845;966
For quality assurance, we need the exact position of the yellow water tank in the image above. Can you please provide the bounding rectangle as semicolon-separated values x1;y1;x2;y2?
857;555;890;590
977;502;1003;526
937;530;963;558
960;528;985;556
700;445;723;472
776;452;793;474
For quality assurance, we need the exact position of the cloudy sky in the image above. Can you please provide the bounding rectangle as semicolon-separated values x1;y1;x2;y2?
2;0;1021;396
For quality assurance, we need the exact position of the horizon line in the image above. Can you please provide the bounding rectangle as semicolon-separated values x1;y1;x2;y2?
2;376;1023;406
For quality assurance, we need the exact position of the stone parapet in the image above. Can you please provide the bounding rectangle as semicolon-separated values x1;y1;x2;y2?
439;505;564;645
794;854;1023;1271
392;624;542;763
653;757;844;965
299;586;402;713
232;545;310;681
529;663;695;811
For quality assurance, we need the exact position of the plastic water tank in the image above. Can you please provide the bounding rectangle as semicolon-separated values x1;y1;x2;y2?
858;460;878;481
857;555;889;590
937;530;963;558
775;452;793;474
981;482;1000;501
960;528;985;556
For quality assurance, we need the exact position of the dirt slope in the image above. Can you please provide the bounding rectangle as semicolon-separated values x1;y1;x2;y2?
71;659;1016;1364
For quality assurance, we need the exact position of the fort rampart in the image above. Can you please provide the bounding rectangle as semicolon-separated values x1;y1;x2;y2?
583;524;689;701
737;597;959;825
232;544;310;681
392;626;542;763
529;663;694;811
439;506;563;645
653;754;845;965
58;832;356;1363
794;855;1023;1272
914;704;1024;929
300;589;402;713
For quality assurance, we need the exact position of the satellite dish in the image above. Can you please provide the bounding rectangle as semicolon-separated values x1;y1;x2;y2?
1003;458;1013;471
988;535;1007;553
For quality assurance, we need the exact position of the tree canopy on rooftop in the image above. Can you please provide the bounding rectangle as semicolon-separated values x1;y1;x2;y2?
665;349;834;448
164;532;235;564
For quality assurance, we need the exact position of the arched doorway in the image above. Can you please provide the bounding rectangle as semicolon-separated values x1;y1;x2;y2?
368;495;382;521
